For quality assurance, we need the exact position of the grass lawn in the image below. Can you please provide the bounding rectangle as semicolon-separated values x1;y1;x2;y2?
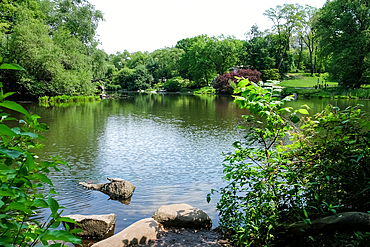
279;73;338;88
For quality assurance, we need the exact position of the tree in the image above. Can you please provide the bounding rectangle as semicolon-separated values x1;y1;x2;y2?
213;69;261;94
3;7;94;97
150;47;184;80
127;51;150;69
108;50;130;70
176;35;209;80
186;39;216;86
264;4;305;71
241;25;275;71
316;0;370;88
204;35;243;75
41;0;104;47
298;5;318;76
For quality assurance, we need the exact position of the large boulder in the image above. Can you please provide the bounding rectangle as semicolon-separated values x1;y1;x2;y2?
152;203;212;229
79;178;135;200
92;218;159;247
64;213;115;239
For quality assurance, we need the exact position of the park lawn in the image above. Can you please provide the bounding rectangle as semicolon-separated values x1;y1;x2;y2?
280;74;338;88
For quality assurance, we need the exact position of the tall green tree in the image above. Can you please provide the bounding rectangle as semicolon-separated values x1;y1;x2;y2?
264;3;305;71
316;0;370;87
40;0;104;46
186;39;216;86
204;35;243;75
127;51;150;69
298;5;318;76
1;5;95;97
150;47;184;80
108;50;130;70
176;35;209;80
241;25;275;71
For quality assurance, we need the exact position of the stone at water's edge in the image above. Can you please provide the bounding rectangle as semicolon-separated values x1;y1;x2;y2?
79;179;135;200
64;213;115;239
92;218;159;247
152;203;212;229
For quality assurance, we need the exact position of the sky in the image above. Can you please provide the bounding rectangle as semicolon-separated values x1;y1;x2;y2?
88;0;327;55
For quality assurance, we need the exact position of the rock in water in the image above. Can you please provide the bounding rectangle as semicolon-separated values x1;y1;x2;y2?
64;214;116;239
79;179;135;200
152;203;212;229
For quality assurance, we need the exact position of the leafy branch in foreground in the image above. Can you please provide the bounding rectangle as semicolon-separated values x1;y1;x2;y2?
209;78;370;246
0;63;81;246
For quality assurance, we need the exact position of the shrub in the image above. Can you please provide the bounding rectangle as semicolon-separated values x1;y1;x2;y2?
213;69;261;95
0;86;81;246
163;78;181;92
261;69;280;82
193;86;215;95
209;78;370;246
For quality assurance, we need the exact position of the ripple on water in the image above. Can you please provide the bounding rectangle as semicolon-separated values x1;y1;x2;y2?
30;95;244;234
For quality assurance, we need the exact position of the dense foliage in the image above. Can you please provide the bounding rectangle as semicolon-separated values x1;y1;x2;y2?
0;64;81;246
210;79;370;246
315;0;370;88
0;0;105;98
1;1;368;96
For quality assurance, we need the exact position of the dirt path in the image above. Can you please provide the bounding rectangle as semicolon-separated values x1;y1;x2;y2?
141;227;232;247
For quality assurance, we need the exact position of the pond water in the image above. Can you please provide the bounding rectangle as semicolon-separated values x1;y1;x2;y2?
22;94;370;234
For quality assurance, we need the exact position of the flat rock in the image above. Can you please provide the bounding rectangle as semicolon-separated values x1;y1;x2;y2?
152;203;212;229
92;218;159;247
64;213;116;239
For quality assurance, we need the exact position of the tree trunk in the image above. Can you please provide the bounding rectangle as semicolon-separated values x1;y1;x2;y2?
314;46;318;73
296;39;303;72
309;51;313;76
278;212;370;238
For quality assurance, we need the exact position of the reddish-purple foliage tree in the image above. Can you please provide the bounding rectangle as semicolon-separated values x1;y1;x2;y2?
213;69;262;94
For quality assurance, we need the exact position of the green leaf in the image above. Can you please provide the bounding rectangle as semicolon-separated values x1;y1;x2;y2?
40;230;81;244
25;153;36;170
0;101;29;116
59;217;79;225
298;109;309;115
206;193;211;203
0;124;17;138
0;189;15;197
7;202;32;214
49;188;59;195
0;147;23;159
48;195;60;215
20;132;38;139
35;174;52;185
32;199;49;208
0;63;25;70
0;92;15;101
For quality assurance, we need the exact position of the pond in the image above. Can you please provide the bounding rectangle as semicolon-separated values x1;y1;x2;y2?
22;94;370;235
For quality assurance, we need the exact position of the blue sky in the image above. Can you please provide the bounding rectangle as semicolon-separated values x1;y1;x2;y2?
88;0;327;55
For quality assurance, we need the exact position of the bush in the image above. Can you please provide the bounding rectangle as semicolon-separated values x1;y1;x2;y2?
0;86;81;246
163;78;181;92
209;78;370;246
261;69;280;82
213;69;261;94
193;86;215;95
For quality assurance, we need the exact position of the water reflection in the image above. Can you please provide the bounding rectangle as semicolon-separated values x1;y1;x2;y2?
24;94;247;233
